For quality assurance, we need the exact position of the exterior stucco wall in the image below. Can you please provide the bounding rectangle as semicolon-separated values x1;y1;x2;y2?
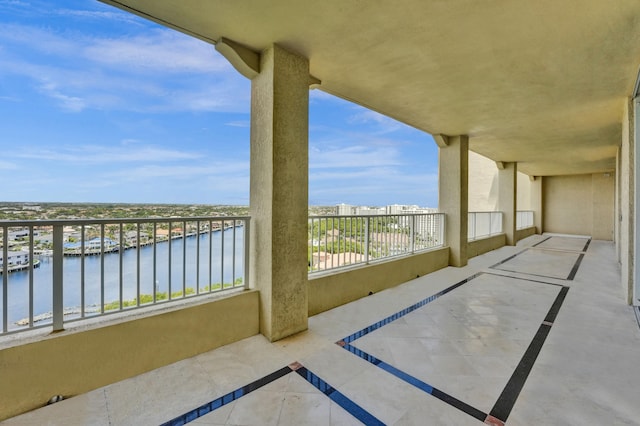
0;291;259;421
592;173;615;240
516;226;536;241
468;151;498;211
467;233;506;259
620;98;634;304
543;173;614;240
308;248;449;316
544;175;593;236
517;173;532;210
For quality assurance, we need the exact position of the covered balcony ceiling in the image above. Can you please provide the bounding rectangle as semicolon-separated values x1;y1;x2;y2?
101;0;640;176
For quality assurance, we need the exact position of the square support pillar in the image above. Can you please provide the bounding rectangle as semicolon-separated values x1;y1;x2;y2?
498;162;517;245
531;176;544;234
438;135;468;267
249;44;309;341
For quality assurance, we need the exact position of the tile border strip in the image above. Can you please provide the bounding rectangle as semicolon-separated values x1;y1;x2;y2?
531;236;553;247
294;365;385;426
492;237;590;281
634;306;640;330
488;286;569;422
160;362;383;426
340;273;483;345
160;366;292;426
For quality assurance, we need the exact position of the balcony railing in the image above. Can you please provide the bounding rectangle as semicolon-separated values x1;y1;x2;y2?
0;216;249;336
308;213;445;274
516;210;535;230
468;211;502;241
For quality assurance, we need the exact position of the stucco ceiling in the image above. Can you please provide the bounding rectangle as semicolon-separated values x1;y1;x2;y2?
101;0;640;176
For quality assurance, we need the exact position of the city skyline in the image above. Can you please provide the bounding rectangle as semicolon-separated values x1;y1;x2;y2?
0;0;439;207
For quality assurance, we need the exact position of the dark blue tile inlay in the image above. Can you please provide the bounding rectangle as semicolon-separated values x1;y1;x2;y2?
531;236;553;247
489;249;529;268
295;366;385;426
582;238;592;253
342;344;488;422
339;272;483;345
489;286;569;422
160;366;292;426
567;253;585;280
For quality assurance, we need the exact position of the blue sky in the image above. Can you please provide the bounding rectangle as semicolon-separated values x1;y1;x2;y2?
0;0;439;207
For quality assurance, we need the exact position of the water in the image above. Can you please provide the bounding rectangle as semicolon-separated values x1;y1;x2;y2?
1;227;245;330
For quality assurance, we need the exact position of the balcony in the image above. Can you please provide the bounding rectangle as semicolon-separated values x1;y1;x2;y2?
1;216;250;335
3;233;638;425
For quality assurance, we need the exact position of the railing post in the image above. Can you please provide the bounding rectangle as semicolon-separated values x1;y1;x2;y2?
410;215;416;253
489;212;493;236
243;218;250;290
2;225;8;333
52;224;64;332
364;216;370;263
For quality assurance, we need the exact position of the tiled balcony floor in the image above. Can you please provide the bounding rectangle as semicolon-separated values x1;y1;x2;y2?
3;234;640;425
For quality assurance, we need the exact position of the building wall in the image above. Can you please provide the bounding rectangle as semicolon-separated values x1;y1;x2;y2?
468;151;498;211
468;150;533;212
619;97;634;303
543;173;614;240
467;233;506;258
517;173;532;210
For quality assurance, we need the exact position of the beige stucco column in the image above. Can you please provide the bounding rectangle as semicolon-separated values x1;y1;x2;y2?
498;162;517;245
530;176;544;234
438;135;469;267
249;44;309;341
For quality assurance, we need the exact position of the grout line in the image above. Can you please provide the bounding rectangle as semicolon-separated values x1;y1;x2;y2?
483;271;566;287
491;266;570;281
103;389;113;426
529;246;588;254
634;306;640;330
339;273;484;344
489;286;569;422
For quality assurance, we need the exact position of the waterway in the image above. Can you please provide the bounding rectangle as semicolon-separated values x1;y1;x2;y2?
1;227;245;330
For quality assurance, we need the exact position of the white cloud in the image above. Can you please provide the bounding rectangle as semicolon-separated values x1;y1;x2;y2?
38;81;86;112
0;160;18;170
13;144;204;164
310;144;403;169
0;23;249;113
105;161;249;181
83;30;230;74
225;120;250;128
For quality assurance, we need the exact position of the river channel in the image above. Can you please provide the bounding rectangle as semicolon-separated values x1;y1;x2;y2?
1;227;245;329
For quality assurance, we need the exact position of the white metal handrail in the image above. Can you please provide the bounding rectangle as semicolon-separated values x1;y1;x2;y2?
308;213;445;274
0;216;249;336
468;211;503;241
